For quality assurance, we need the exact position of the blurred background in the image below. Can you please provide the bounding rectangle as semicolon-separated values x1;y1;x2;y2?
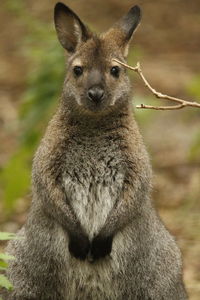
0;0;199;298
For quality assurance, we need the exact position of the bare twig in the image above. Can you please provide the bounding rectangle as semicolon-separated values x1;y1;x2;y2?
113;59;200;110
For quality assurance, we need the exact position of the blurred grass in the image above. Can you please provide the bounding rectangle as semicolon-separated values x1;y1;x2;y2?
0;2;64;213
187;75;200;163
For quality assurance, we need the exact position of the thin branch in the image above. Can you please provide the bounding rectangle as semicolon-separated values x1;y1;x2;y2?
138;103;186;110
113;59;200;110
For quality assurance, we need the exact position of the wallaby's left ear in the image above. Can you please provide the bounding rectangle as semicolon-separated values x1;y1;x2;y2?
119;5;141;43
103;5;141;57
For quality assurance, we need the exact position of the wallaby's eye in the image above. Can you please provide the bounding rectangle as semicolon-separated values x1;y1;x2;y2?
110;66;120;78
73;66;83;77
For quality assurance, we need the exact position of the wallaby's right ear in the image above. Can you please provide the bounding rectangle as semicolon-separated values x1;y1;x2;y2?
54;2;92;53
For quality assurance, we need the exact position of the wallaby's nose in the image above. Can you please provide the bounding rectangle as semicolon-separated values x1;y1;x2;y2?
87;86;104;103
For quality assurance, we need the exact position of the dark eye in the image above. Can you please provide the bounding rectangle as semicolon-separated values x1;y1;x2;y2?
110;66;120;78
73;66;83;77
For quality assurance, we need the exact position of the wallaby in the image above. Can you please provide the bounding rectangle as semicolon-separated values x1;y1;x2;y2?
2;2;188;300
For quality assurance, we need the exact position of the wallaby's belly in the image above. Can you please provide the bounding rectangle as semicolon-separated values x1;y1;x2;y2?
54;224;133;300
64;254;124;300
63;167;124;239
61;143;127;299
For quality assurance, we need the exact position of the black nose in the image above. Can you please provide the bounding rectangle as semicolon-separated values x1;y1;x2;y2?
87;86;104;103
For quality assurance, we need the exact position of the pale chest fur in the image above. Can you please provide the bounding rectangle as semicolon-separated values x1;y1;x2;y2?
62;134;125;239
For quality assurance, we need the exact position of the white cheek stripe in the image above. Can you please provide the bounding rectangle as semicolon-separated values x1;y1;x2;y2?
72;58;82;67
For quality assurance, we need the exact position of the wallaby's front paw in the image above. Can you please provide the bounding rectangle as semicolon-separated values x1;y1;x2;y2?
68;234;90;260
91;235;113;260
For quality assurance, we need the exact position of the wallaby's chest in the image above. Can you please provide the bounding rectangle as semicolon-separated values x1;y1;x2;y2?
62;135;125;238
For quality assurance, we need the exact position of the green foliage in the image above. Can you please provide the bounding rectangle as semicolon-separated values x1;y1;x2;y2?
0;232;16;295
0;275;13;291
1;148;31;211
0;254;14;262
186;74;200;117
187;75;200;99
189;133;200;162
1;1;64;213
187;75;200;162
0;233;16;241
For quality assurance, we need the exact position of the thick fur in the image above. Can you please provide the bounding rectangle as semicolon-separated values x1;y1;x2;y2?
2;3;188;300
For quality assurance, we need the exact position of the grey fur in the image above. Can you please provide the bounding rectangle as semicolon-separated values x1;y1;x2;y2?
2;3;188;300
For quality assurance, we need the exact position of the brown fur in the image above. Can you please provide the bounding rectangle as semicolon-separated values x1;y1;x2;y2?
2;3;188;300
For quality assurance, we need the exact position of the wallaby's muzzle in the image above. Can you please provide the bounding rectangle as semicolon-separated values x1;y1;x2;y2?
87;86;105;104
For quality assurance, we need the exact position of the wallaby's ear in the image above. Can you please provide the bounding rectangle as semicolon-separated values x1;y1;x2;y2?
104;5;141;57
54;2;92;53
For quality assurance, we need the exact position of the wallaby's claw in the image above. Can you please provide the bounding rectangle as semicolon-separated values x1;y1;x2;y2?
91;234;113;260
68;234;90;260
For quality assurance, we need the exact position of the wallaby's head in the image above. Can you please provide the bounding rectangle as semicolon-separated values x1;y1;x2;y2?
54;2;141;114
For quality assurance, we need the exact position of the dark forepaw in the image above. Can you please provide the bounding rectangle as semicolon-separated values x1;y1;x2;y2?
91;234;113;260
68;233;90;260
